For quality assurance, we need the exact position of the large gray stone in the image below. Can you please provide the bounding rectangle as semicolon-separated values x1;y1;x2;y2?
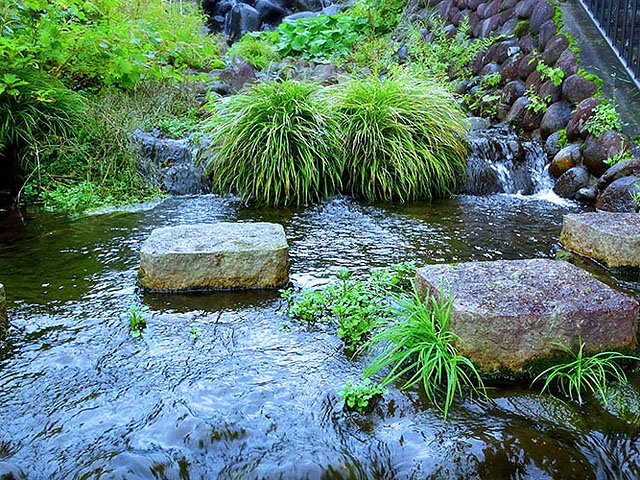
140;223;289;291
0;283;6;325
415;259;638;372
561;212;640;267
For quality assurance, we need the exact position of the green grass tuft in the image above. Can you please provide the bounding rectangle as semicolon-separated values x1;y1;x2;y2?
364;288;486;419
205;79;342;206
330;70;468;202
228;34;280;70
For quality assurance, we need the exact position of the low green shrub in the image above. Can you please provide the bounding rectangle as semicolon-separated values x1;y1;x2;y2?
228;34;280;70
340;378;387;413
205;79;342;206
331;70;468;202
364;288;486;419
531;340;639;405
128;305;148;338
277;14;368;61
352;0;408;34
585;100;622;137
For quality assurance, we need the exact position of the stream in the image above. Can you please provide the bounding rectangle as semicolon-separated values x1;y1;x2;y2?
0;193;640;479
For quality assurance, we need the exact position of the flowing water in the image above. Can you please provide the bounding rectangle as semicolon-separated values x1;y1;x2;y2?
1;192;640;480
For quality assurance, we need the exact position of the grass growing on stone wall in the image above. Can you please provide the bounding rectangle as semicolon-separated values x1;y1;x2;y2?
205;79;342;207
330;70;468;202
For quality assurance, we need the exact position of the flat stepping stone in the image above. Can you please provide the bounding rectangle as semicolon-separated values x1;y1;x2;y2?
415;259;638;372
561;212;640;268
140;223;289;291
0;283;6;324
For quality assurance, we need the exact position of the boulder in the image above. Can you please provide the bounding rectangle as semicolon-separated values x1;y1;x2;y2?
583;130;630;177
566;97;602;140
545;131;562;158
538;19;556;47
598;158;640;190
294;0;323;11
255;0;288;23
0;283;6;325
225;3;262;43
542;34;569;65
140;223;289;291
501;80;525;106
576;184;598;203
529;1;554;34
540;101;571;139
555;49;579;76
549;144;581;178
561;212;640;267
219;58;257;91
505;96;530;126
415;259;638;371
562;74;599;104
553;165;590;199
596;176;640;212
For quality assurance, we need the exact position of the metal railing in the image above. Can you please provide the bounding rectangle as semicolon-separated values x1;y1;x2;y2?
580;0;640;84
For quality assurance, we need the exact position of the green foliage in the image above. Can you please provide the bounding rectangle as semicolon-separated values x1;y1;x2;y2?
128;305;148;338
585;100;622;137
481;72;502;88
557;128;569;149
277;14;368;61
406;18;502;81
1;0;223;90
204;79;341;206
514;20;530;38
532;340;639;405
578;68;604;88
352;0;408;34
348;34;396;70
525;88;551;114
331;70;468;202
536;61;565;87
190;327;200;341
228;33;280;70
364;288;486;419
281;263;416;350
340;378;387;413
632;183;640;210
604;151;631;167
154;110;201;139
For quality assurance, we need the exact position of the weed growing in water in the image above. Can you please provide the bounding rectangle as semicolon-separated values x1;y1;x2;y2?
531;340;639;405
363;288;486;420
128;305;148;338
190;327;200;341
340;378;388;413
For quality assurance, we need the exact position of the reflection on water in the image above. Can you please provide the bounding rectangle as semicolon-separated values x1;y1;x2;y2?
0;194;639;479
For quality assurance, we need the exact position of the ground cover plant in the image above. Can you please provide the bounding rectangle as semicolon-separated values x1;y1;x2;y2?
330;70;469;202
204;79;341;206
531;340;639;406
228;33;280;70
340;378;387;413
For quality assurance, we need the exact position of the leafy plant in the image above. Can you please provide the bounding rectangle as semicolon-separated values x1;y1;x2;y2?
632;183;640;210
204;79;341;206
525;88;552;114
585;100;622;137
481;72;502;88
331;69;468;202
352;0;408;34
364;288;486;419
536;60;565;87
277;14;368;61
282;288;332;323
128;305;148;338
531;340;639;405
228;33;280;70
340;378;387;413
604;151;631;167
556;128;569;149
190;327;200;341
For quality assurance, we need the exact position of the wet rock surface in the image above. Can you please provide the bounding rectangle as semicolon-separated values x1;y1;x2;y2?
596;176;640;213
561;212;640;267
0;283;6;325
415;259;639;372
140;223;290;291
553;165;590;199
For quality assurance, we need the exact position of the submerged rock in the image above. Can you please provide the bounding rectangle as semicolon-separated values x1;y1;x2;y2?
415;259;638;372
561;212;640;267
140;223;289;291
0;283;6;325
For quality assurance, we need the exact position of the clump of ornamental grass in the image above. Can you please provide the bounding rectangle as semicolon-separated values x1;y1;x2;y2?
363;288;485;419
205;79;342;206
531;340;639;406
227;34;279;70
330;70;469;202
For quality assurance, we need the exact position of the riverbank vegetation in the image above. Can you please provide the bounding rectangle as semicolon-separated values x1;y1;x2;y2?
0;0;223;210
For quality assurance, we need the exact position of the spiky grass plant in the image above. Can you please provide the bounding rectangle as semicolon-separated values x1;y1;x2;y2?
227;34;279;70
532;341;639;406
331;70;469;202
205;79;342;206
363;288;485;419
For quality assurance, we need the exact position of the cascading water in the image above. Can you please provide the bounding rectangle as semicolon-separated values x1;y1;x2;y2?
462;125;554;196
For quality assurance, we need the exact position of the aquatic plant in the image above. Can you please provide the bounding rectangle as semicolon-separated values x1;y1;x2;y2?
205;79;341;206
532;340;639;406
330;70;468;202
364;288;486;419
128;305;148;338
340;378;387;413
190;327;200;341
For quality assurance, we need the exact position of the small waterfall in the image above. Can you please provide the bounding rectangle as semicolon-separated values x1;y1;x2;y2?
462;126;552;196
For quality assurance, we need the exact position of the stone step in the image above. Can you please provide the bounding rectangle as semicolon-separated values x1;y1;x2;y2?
140;223;289;291
560;212;640;268
415;259;638;372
